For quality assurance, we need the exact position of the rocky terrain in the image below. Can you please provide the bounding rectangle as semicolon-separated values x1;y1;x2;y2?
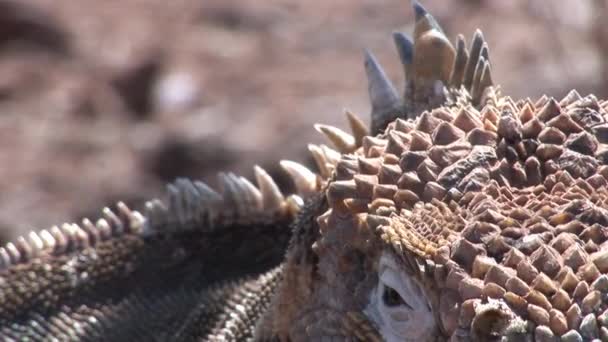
0;0;606;242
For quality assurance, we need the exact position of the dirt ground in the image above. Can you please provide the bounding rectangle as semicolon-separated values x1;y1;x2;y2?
0;0;606;242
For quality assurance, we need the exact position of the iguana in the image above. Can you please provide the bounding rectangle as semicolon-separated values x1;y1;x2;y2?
2;2;608;341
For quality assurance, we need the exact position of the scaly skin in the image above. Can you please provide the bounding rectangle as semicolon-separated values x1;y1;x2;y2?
3;2;608;341
0;175;294;341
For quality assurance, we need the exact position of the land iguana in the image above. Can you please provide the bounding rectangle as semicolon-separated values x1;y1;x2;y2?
2;2;608;341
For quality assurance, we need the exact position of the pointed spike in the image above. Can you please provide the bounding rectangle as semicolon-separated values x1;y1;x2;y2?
364;49;400;114
280;160;318;196
393;32;414;67
308;144;331;178
28;231;44;252
535;94;549;108
238;175;263;211
254;166;285;212
16;236;33;262
477;61;493;103
218;172;239;210
481;60;493;85
130;211;146;233
95;219;112;240
286;194;304;217
5;242;20;263
412;1;445;35
537;97;562;122
392;31;414;92
344;109;369;147
190;182;218;226
175;178;198;215
411;4;455;102
102;207;124;235
116;201;131;219
167;183;185;224
314;123;356;153
449;34;468;88
327;179;358;207
358;156;382;175
143;199;167;233
60;223;76;250
39;229;56;250
479;43;490;65
232;172;258;216
193;181;222;202
519;103;535;124
560;89;582;106
472;59;491;105
470;56;485;104
320;144;342;165
463;29;484;90
229;174;256;215
0;247;10;270
412;0;427;21
72;224;90;249
81;218;100;244
50;226;67;253
116;202;141;233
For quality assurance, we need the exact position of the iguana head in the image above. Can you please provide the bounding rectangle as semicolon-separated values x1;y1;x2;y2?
267;2;608;341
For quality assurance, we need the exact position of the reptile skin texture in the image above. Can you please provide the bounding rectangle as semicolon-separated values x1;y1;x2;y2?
3;2;608;341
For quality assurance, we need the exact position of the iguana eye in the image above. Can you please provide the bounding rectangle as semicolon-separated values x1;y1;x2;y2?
382;283;411;309
364;252;438;340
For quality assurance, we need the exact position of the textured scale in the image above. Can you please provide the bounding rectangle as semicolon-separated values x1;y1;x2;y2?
317;91;608;340
3;1;608;341
0;177;293;341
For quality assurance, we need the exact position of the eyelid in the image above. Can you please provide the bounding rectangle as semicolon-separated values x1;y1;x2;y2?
379;269;401;291
379;255;399;272
379;270;411;308
380;266;429;310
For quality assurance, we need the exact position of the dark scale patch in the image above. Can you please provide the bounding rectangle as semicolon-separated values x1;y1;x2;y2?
570;106;605;131
557;149;598;179
438;145;497;190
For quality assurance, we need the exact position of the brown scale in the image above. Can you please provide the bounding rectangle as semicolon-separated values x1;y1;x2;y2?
318;90;608;339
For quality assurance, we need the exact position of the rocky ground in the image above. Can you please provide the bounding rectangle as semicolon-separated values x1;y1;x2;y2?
0;0;606;242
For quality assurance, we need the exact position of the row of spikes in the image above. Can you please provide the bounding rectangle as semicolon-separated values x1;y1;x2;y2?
365;1;494;134
312;88;608;163
144;111;381;233
0;163;322;271
0;202;144;271
0;101;376;272
143;166;305;235
144;115;370;235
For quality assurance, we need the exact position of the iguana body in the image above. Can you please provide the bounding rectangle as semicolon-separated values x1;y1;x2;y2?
2;2;608;341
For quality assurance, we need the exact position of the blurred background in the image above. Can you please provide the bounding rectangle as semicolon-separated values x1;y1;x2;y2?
0;0;607;242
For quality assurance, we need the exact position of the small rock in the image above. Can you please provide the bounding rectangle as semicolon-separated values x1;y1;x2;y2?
154;71;201;113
